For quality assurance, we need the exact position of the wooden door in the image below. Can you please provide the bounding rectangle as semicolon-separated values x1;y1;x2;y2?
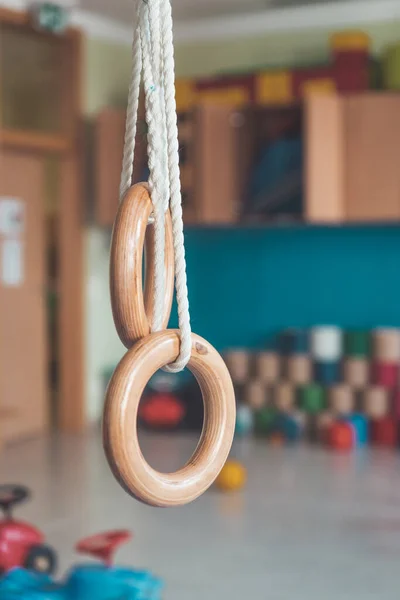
0;150;48;441
344;95;400;222
194;104;241;224
305;95;345;223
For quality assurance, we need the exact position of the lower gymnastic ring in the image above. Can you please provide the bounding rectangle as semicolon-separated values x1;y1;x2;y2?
102;330;236;507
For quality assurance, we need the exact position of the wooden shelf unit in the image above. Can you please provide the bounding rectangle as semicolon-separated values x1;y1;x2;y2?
94;92;400;227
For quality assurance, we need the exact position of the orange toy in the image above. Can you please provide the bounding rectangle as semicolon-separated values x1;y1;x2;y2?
215;460;247;492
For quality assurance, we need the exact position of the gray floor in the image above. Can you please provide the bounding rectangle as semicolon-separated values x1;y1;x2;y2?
1;431;400;599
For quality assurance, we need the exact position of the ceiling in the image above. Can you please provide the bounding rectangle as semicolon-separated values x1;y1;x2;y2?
78;0;338;24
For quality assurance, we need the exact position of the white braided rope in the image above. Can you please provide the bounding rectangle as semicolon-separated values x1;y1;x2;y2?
119;0;142;201
119;0;191;372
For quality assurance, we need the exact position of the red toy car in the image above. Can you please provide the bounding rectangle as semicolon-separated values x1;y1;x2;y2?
0;485;57;575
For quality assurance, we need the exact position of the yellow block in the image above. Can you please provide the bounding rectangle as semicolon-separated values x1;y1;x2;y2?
175;79;196;113
302;78;336;96
330;30;370;51
256;71;292;105
197;86;249;108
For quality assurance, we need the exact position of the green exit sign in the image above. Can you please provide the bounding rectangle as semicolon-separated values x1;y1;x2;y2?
32;2;69;34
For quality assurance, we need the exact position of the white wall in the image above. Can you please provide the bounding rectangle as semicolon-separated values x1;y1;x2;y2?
83;38;131;422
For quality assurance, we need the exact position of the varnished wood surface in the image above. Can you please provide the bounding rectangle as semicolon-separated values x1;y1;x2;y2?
344;95;400;221
305;95;344;223
110;183;175;348
103;330;236;507
0;129;72;153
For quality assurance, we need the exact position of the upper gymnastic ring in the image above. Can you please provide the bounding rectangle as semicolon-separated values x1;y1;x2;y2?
110;183;174;348
102;330;236;507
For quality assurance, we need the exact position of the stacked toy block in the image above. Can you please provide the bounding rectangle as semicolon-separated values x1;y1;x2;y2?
225;327;400;449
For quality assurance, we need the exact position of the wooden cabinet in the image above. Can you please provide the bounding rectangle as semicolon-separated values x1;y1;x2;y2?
190;105;241;224
95;107;147;227
0;151;48;442
95;109;125;227
306;94;400;223
95;93;400;227
94;104;242;226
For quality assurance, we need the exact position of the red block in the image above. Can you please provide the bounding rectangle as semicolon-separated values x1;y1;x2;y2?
333;51;370;92
371;418;398;447
371;363;399;388
327;422;355;452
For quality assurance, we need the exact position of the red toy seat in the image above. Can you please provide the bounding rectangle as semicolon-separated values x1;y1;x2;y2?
76;530;132;567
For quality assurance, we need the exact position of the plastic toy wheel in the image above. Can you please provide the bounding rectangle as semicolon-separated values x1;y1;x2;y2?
24;544;57;575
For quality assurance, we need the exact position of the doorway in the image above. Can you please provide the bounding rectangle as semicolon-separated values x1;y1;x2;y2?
0;8;84;442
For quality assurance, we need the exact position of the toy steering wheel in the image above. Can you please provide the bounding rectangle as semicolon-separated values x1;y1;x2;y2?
0;485;30;517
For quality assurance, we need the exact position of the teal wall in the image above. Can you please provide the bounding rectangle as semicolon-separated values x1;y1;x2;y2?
169;226;400;350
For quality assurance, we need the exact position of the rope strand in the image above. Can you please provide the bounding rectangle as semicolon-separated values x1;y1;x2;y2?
160;0;191;372
119;0;191;371
119;0;143;200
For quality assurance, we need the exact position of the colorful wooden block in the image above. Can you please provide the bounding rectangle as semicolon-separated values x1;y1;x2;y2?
256;352;281;383
343;357;370;388
224;350;250;384
286;355;312;385
311;327;342;361
300;383;326;414
371;362;399;389
274;382;295;413
255;70;293;106
363;386;390;419
344;330;371;357
329;384;355;415
315;361;341;386
245;380;269;410
279;329;309;354
371;418;398;447
175;78;196;112
373;329;400;362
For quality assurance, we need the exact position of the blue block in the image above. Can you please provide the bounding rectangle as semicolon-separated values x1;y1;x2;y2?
314;361;340;385
279;329;309;355
344;414;369;446
273;413;302;443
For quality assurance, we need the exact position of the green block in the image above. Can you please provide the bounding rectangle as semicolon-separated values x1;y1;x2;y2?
254;407;277;435
300;384;326;414
344;330;371;357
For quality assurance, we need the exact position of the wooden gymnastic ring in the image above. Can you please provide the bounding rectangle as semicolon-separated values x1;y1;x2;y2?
103;330;236;507
110;183;174;348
